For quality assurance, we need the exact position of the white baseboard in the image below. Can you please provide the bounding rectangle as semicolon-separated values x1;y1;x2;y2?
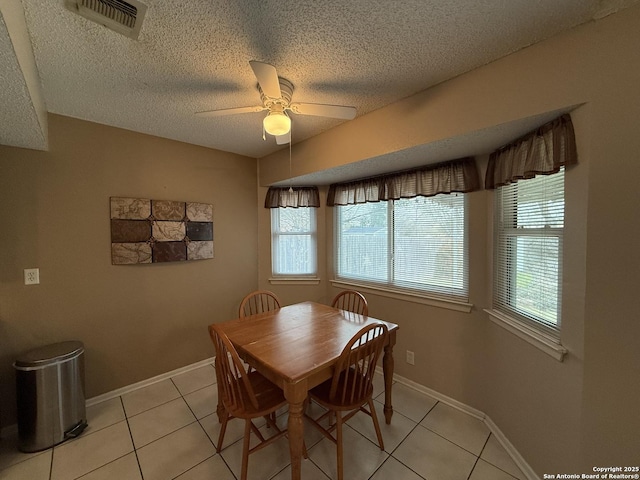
483;415;539;480
86;356;215;406
378;366;537;480
1;357;215;439
386;368;486;420
3;356;536;480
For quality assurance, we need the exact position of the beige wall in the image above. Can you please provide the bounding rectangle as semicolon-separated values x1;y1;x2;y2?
2;4;638;474
0;114;259;426
258;4;640;475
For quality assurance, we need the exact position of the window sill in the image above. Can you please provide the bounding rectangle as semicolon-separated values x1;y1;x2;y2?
484;309;567;361
269;276;321;285
331;280;473;313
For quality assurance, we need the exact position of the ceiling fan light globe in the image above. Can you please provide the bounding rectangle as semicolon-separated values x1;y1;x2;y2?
263;112;291;136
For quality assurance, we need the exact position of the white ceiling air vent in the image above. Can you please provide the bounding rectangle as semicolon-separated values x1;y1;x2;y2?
66;0;147;39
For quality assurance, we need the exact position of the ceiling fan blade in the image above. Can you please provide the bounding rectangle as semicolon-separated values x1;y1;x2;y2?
275;132;291;145
249;60;282;99
289;102;356;120
195;105;265;117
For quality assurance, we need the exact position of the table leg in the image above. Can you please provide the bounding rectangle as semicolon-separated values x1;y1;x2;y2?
284;382;307;480
383;340;395;424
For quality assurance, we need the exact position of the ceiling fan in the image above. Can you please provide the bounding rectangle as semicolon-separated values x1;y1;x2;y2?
195;61;357;145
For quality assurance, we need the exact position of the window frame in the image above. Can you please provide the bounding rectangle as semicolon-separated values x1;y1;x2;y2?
333;193;470;309
270;206;318;278
486;168;568;361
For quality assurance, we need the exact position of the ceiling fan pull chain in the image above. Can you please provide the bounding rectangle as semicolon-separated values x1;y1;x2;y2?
289;131;293;193
262;124;266;141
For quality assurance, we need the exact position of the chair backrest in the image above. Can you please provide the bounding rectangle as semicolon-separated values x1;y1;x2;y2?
239;290;281;318
209;324;259;412
331;290;368;316
329;323;388;406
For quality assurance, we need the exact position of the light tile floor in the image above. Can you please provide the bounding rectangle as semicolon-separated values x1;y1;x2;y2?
0;363;526;480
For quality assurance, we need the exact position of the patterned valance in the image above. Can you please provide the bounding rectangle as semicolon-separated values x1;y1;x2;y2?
485;113;577;189
264;186;320;208
326;157;480;206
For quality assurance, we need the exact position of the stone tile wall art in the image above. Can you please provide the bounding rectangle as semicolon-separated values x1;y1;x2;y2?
110;197;213;265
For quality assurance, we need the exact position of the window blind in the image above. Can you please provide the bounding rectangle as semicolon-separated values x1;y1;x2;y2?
336;193;467;300
394;194;467;298
493;168;565;331
271;207;317;275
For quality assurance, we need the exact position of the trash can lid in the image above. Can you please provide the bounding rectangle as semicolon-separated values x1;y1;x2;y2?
15;341;84;367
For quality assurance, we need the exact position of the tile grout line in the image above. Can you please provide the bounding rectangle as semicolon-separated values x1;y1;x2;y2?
167;376;220;480
306;393;433;480
49;367;518;480
120;396;145;480
168;373;242;480
473;433;522;480
371;400;438;480
416;400;498;460
48;446;54;480
465;433;492;480
411;422;487;462
291;437;333;480
4;373;522;480
120;372;220;479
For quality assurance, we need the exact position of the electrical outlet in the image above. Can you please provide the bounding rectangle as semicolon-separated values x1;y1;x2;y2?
24;268;40;285
406;350;415;365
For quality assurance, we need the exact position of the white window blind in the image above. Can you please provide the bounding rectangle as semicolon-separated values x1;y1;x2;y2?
493;168;565;332
271;207;317;276
336;194;467;300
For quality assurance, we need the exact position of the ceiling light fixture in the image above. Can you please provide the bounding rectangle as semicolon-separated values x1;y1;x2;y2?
263;107;291;136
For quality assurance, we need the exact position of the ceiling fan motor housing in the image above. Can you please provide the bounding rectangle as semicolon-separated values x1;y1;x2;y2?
259;78;294;109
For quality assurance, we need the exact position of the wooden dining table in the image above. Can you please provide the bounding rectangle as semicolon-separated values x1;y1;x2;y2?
213;301;399;480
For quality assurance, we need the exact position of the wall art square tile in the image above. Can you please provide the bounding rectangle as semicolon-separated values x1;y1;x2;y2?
110;197;214;264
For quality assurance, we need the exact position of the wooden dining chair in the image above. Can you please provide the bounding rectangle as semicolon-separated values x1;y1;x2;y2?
209;324;288;480
331;289;368;316
304;323;388;480
238;290;281;318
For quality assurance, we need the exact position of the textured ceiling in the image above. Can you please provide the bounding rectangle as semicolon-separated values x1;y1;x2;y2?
0;0;637;164
0;1;46;150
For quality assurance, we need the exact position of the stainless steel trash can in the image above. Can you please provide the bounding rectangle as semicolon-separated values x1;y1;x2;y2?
14;341;88;452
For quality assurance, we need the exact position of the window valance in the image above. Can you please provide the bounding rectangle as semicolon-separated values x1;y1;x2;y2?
326;157;480;206
485;113;577;189
264;186;320;208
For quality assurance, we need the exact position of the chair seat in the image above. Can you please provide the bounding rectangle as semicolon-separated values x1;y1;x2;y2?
310;369;373;411
231;371;286;418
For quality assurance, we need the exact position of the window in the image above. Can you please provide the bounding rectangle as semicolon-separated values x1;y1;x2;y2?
271;207;317;276
335;193;467;300
493;168;565;332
